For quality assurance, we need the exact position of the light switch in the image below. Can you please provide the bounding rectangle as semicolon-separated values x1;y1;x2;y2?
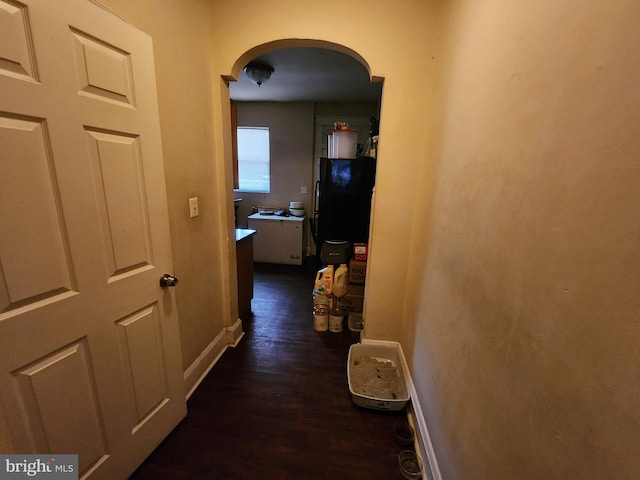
300;185;308;194
189;197;199;217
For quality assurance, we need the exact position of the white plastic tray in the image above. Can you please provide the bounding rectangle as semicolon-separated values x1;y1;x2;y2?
347;343;409;411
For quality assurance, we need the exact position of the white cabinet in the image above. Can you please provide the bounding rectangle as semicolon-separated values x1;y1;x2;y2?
247;214;305;265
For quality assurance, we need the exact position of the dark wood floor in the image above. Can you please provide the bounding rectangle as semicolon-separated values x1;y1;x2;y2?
130;261;410;479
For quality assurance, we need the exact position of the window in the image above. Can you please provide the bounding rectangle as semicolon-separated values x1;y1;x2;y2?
236;126;270;193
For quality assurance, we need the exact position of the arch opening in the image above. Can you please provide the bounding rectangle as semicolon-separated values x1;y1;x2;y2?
225;39;381;85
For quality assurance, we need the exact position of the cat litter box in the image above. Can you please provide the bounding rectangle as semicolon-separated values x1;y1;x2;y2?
347;343;409;411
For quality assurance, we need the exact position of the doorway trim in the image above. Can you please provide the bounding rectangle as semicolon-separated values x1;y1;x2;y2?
223;39;383;85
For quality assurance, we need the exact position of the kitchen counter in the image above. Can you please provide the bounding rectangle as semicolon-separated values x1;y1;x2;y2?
247;212;305;222
235;228;256;319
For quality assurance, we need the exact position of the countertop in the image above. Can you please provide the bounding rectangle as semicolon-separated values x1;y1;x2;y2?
235;228;256;242
247;213;305;222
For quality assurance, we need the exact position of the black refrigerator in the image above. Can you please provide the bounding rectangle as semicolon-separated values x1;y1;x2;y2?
312;157;377;259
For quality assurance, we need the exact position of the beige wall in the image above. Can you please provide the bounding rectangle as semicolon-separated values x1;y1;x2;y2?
209;0;442;343
416;0;640;478
100;0;233;376
100;0;441;381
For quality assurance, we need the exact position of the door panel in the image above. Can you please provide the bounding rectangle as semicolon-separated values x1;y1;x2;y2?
85;128;153;277
70;27;135;106
0;0;38;82
0;113;74;310
11;340;108;474
116;304;169;427
0;1;186;478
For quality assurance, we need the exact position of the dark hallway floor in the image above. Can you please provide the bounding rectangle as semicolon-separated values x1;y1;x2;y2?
130;261;411;479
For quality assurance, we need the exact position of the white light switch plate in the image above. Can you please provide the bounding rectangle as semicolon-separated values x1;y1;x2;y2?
300;185;308;194
189;197;199;217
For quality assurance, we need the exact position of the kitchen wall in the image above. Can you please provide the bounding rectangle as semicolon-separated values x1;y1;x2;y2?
234;102;379;231
234;102;314;226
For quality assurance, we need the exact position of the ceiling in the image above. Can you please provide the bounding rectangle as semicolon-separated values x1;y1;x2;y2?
228;47;382;103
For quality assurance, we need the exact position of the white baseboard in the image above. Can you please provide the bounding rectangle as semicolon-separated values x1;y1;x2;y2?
406;390;442;480
360;339;442;480
225;317;245;347
183;319;245;399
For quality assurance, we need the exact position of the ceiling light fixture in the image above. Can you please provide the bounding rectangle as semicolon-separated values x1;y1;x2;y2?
244;61;274;87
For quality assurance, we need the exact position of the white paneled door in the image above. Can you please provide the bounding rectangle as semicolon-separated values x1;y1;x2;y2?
0;1;186;478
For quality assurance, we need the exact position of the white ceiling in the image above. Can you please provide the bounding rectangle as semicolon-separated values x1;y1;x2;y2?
229;47;383;103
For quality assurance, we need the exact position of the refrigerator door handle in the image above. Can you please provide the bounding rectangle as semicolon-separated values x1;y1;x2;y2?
310;212;319;244
313;180;320;213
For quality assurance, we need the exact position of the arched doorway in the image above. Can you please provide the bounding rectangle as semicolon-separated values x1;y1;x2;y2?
226;40;383;265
